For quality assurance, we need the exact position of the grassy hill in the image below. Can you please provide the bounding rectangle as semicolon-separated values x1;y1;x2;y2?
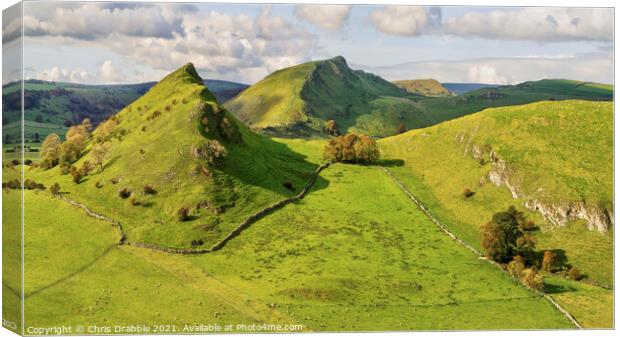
225;57;612;138
225;56;424;137
31;63;322;250
380;100;613;327
392;79;453;97
2;79;248;145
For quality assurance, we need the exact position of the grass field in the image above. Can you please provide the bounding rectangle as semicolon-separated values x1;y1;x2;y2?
379;100;613;327
16;157;575;331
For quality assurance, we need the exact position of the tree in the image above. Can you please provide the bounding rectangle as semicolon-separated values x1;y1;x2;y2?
541;250;557;272
568;267;581;281
91;143;110;172
522;267;545;292
481;206;534;263
395;123;407;135
82;118;93;132
325;120;340;136
177;207;191;221
41;133;62;169
70;166;83;184
96;119;117;143
507;255;525;278
323;133;380;164
50;183;61;195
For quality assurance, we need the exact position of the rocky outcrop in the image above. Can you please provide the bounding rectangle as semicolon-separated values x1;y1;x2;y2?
524;199;612;232
457;131;613;233
484;149;612;232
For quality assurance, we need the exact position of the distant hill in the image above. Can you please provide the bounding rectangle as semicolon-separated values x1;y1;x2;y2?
2;78;248;145
392;79;453;97
442;83;498;95
225;56;424;137
225;57;613;138
380;99;613;285
31;63;322;249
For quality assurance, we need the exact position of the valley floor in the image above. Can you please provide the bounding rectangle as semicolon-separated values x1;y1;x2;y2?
10;148;578;331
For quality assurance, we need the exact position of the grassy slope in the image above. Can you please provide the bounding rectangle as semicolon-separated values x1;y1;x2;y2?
21;190;261;329
183;142;573;330
379;100;613;327
392;79;453;97
30;63;322;249
2;187;22;332
225;56;424;137
1;79;248;145
18;143;574;330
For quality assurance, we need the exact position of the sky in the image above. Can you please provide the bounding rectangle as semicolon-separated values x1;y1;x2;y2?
2;2;614;85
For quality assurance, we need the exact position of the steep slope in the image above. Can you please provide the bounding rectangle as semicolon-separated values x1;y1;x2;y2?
380;100;613;285
225;56;423;137
2;79;248;144
392;79;453;97
33;63;323;249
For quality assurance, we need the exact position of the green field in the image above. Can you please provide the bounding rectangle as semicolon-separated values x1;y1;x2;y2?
379;100;613;327
17;155;576;331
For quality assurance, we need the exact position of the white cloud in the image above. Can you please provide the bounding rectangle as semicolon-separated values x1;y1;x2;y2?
100;60;125;83
466;64;508;85
358;52;613;85
31;67;97;83
20;4;319;84
294;5;351;31
369;6;440;37
19;3;193;41
443;7;613;42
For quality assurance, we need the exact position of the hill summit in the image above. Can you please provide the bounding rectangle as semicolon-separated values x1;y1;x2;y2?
225;56;419;137
392;79;454;97
54;62;322;249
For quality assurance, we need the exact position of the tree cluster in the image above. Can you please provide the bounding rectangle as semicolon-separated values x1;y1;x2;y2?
323;133;380;164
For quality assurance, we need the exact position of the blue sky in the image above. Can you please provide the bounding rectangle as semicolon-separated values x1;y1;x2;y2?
2;2;613;85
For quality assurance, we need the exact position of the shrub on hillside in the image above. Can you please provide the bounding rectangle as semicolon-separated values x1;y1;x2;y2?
118;188;132;199
110;177;120;184
95;181;104;189
395;123;407;135
177;207;191;221
50;183;61;195
522;267;545;292
541;250;557;272
507;255;525;278
323;133;380;164
462;188;475;198
481;206;535;263
325;120;340;136
24;179;45;190
70;166;83;184
192;140;227;166
41;133;62;169
143;184;157;195
568;267;582;281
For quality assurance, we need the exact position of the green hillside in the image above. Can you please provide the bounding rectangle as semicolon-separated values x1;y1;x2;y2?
226;57;612;138
2;79;248;145
380;100;613;327
392;79;453;97
225;56;422;137
31;63;322;250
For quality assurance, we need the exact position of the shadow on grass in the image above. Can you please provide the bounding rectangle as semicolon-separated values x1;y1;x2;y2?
544;282;577;294
376;159;405;167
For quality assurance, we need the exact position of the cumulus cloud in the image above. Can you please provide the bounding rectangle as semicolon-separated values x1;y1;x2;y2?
31;67;97;83
20;3;319;84
100;60;125;83
18;3;194;41
359;52;613;85
28;60;126;84
294;5;351;31
369;6;441;37
443;7;613;42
